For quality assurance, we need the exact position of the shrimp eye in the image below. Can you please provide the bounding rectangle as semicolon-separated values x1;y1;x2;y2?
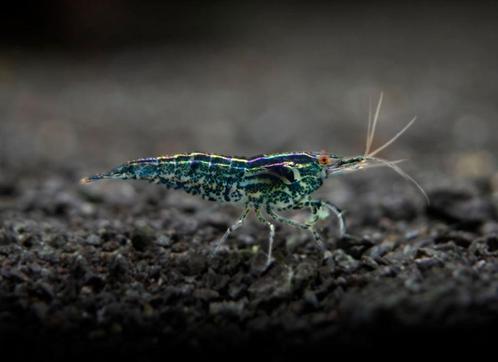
318;154;331;166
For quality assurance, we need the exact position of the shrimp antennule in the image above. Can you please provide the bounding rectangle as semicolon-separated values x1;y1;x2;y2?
365;92;383;156
362;93;429;204
367;116;417;158
366;156;430;204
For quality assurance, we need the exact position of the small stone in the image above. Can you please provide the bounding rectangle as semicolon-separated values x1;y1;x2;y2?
34;281;55;301
366;241;395;260
415;257;442;270
337;234;375;259
45;234;67;248
131;226;154;251
102;240;120;252
434;231;474;248
481;222;498;235
486;234;498;252
70;254;90;278
209;300;245;318
361;255;379;269
85;234;101;246
248;266;294;300
294;261;316;286
0;228;17;245
326;249;360;273
177;252;207;276
155;235;172;247
193;288;219;301
84;273;106;292
108;254;130;279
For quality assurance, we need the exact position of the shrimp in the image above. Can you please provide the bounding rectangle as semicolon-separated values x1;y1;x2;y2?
81;94;428;266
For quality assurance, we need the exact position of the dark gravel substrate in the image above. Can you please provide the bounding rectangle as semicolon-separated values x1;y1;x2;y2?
1;169;497;359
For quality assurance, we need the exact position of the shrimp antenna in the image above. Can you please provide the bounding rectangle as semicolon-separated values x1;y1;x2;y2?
367;116;417;158
365;92;383;156
361;93;429;204
365;95;372;156
367;156;430;204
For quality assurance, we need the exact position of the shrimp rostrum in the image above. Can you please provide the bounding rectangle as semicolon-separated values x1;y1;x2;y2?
81;94;428;266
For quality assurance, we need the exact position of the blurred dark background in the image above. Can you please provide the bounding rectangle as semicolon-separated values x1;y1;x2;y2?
0;1;497;185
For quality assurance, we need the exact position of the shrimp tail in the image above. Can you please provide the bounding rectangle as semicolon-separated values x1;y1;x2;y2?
80;159;161;184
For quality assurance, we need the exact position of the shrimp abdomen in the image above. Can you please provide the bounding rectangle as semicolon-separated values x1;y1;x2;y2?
82;153;248;203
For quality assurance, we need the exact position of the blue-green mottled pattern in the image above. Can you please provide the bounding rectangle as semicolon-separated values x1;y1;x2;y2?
88;152;328;210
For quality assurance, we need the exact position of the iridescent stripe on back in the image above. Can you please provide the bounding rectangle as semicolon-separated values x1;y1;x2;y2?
130;152;316;169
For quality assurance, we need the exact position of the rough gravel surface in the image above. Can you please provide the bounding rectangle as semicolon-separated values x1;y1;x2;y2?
1;168;497;359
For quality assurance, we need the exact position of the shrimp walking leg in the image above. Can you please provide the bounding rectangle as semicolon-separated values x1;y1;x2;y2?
213;207;251;253
306;200;346;237
266;206;325;251
256;209;275;267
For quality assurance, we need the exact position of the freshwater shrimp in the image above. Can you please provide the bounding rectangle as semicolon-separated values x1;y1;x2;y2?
81;94;428;266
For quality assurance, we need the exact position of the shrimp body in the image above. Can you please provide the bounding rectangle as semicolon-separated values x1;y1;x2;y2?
83;152;328;210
